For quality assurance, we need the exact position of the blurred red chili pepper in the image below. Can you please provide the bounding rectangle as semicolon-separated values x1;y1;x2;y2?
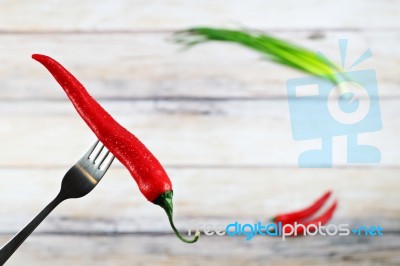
282;200;338;235
274;190;332;224
274;190;337;237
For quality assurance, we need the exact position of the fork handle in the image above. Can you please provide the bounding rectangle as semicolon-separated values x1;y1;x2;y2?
0;195;64;265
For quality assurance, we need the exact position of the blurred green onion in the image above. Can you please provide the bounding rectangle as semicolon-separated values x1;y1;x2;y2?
173;27;349;91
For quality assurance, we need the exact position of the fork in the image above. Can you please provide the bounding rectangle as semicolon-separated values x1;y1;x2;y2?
0;140;115;264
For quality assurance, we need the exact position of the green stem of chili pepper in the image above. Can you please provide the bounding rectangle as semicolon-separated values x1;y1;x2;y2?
154;191;200;243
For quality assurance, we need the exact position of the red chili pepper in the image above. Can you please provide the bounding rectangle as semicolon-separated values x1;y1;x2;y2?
32;54;199;243
282;200;337;235
273;190;332;224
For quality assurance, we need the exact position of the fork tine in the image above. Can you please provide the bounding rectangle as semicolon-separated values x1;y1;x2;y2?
92;145;105;163
100;154;115;172
97;151;110;167
84;140;100;158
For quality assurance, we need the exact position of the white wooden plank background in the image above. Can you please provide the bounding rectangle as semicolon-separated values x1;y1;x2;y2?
0;1;399;265
0;0;398;31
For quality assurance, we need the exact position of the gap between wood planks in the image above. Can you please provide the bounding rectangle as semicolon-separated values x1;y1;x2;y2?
0;28;399;35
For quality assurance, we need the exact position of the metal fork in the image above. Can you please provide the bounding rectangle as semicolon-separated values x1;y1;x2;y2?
0;140;115;264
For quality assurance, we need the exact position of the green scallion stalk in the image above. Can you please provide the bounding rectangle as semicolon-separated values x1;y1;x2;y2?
173;27;349;94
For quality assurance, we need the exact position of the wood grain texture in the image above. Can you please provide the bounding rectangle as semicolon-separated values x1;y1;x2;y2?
0;31;399;100
0;0;399;32
0;168;399;233
0;100;397;167
1;233;399;266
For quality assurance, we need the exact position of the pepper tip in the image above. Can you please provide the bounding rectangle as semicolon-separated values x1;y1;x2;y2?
32;53;47;62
